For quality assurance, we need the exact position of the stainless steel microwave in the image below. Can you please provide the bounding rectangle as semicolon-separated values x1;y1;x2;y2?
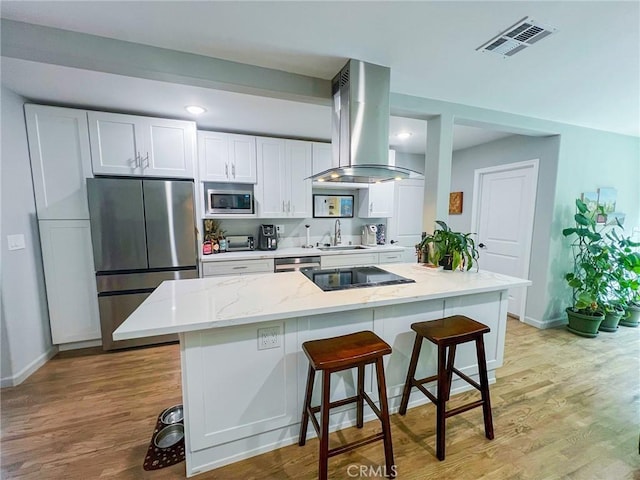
207;189;254;215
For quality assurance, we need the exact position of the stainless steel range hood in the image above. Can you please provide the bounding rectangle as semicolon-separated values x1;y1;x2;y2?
310;59;422;184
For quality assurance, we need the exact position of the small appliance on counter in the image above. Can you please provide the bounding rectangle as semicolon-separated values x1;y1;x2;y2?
362;224;378;246
257;224;278;250
226;235;255;251
376;223;386;245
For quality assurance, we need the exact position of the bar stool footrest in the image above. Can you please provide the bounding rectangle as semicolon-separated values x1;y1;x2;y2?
328;432;385;458
445;399;485;418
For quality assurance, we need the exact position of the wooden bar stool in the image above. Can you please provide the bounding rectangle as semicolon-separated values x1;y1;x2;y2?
299;331;395;480
398;315;494;461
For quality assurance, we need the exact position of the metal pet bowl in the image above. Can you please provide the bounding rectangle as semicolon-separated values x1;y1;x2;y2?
160;404;184;425
154;424;184;449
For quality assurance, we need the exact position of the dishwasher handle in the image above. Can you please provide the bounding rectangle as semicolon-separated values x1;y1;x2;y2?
274;256;321;272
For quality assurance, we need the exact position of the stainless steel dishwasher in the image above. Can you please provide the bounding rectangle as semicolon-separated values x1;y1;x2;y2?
274;256;321;272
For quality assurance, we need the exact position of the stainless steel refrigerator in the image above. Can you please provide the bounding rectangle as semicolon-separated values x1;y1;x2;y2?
87;177;198;350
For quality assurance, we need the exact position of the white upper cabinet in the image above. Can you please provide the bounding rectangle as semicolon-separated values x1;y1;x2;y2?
25;105;93;220
387;178;425;247
358;181;395;218
255;137;311;218
198;131;256;183
311;142;335;176
88;111;196;178
286;140;312;218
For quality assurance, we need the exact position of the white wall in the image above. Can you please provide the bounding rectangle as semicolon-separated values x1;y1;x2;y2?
449;134;561;327
395;152;425;174
1;86;55;386
546;127;640;324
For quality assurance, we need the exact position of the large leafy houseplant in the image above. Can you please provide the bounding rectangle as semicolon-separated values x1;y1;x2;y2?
417;220;479;271
562;199;613;336
607;229;640;327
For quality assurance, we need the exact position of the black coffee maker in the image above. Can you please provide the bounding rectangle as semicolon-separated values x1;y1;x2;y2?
257;224;277;250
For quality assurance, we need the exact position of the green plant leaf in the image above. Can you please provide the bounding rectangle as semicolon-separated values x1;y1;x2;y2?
574;213;590;226
575;198;588;214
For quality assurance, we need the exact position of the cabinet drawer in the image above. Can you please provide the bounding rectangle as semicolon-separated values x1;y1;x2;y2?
202;258;274;277
378;251;404;264
321;253;379;268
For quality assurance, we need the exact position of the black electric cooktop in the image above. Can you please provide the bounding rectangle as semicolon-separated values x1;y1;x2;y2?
301;265;415;292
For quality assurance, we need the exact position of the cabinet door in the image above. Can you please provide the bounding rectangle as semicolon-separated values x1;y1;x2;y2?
387;179;425;247
311;142;334;176
145;118;196;178
358;182;395;218
255;137;287;218
25;105;92;220
88;111;143;175
228;134;257;183
198;131;230;181
39;220;101;344
286;140;312;218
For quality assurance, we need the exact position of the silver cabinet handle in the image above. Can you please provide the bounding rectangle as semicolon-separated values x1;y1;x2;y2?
282;200;285;212
144;152;149;169
370;202;373;213
232;163;236;178
232;266;248;270
225;164;229;178
287;200;291;213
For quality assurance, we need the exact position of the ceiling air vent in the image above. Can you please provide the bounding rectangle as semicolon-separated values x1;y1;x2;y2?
477;16;557;57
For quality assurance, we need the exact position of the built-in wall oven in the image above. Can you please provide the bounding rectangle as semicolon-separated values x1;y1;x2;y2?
274;256;321;273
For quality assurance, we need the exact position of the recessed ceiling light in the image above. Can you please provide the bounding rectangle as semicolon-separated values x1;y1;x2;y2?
396;131;412;140
185;105;206;115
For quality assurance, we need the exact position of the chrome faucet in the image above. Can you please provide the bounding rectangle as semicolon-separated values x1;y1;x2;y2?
334;219;342;246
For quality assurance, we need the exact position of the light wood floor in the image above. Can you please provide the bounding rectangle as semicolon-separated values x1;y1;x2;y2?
2;319;639;479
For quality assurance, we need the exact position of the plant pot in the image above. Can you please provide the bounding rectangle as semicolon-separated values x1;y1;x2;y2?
439;254;453;270
620;303;640;327
599;309;624;332
566;307;604;337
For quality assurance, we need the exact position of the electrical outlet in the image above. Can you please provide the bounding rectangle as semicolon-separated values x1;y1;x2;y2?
275;224;285;235
257;326;281;350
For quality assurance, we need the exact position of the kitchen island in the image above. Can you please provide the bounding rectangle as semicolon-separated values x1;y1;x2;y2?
114;263;530;477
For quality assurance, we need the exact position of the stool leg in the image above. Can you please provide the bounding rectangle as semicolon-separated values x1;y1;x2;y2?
399;334;423;415
375;357;395;478
319;370;331;480
443;344;457;402
436;344;447;461
475;337;494;440
299;363;315;446
356;364;365;428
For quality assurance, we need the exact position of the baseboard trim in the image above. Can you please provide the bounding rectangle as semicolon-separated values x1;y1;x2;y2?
0;346;58;388
523;316;566;329
58;339;102;351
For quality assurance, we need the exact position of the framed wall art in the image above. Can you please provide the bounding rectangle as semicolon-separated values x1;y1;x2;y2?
449;192;463;214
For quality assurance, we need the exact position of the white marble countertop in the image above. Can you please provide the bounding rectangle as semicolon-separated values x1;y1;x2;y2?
113;263;531;340
200;244;405;262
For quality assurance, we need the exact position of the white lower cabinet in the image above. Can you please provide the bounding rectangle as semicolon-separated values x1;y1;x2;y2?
321;252;380;268
38;220;100;344
378;251;404;264
201;258;274;277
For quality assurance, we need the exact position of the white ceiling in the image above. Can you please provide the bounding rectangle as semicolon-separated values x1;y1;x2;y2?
2;1;638;153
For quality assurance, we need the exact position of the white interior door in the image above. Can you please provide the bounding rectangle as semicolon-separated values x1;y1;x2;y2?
471;160;538;320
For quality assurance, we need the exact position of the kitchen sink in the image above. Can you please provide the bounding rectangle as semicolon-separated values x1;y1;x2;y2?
317;245;371;251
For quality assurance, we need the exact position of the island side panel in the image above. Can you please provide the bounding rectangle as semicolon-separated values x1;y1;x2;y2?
182;318;299;477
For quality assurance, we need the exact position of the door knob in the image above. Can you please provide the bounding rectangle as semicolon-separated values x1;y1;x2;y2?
479;243;486;248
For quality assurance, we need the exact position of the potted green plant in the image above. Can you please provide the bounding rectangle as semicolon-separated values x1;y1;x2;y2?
562;199;612;336
417;221;479;271
607;229;640;327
